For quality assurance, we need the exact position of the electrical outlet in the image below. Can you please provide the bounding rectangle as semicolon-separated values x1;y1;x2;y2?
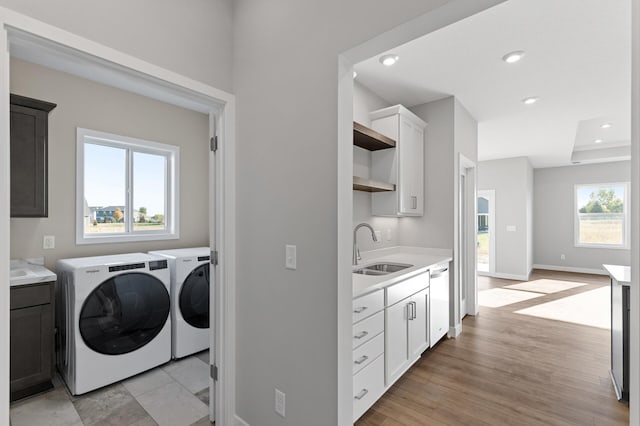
385;228;392;241
275;388;285;417
560;254;566;261
43;235;55;249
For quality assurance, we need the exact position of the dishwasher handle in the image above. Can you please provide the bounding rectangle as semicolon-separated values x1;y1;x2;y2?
430;267;448;278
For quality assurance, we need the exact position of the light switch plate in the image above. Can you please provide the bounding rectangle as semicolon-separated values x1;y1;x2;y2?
285;245;296;270
506;225;516;232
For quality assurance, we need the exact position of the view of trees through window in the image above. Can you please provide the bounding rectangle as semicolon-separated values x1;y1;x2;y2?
576;184;627;247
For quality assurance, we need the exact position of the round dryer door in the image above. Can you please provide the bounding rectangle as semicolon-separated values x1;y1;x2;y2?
79;272;170;355
179;264;210;329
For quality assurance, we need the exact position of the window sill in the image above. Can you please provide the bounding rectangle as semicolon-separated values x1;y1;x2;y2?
76;232;179;245
574;243;630;250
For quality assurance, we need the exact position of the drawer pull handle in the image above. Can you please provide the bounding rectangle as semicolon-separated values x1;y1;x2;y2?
354;355;369;365
354;331;368;339
353;306;368;314
354;389;369;400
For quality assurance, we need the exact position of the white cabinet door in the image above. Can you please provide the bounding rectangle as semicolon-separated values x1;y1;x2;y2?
385;298;409;385
398;117;424;216
408;288;429;360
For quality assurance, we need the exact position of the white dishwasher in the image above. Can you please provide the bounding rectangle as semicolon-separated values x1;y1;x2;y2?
429;264;450;347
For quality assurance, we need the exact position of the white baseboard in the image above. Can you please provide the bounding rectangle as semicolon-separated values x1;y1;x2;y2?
478;271;530;281
448;324;462;338
235;415;250;426
532;264;608;276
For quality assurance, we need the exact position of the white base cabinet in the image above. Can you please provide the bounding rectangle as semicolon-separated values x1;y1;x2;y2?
352;290;385;422
385;286;429;385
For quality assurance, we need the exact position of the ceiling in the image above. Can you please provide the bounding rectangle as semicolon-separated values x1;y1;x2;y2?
354;0;631;168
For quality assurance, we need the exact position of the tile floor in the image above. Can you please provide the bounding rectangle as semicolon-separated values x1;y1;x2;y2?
10;350;212;426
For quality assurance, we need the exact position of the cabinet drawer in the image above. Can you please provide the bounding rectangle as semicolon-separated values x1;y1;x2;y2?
353;332;384;375
10;283;53;310
386;273;429;307
353;290;384;324
352;310;384;349
353;354;385;422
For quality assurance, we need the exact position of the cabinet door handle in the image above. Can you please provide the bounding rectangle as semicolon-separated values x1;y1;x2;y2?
407;302;414;320
354;355;369;365
354;388;369;400
411;196;417;209
353;306;368;314
413;301;418;319
354;331;368;339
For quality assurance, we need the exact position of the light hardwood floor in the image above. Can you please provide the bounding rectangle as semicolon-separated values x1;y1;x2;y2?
356;270;629;426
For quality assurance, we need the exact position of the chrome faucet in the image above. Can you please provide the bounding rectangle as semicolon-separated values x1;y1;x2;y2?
353;223;378;265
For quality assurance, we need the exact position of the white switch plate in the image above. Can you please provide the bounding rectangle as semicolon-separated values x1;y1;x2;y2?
506;225;517;232
385;228;392;241
285;245;296;270
43;235;55;249
275;388;286;417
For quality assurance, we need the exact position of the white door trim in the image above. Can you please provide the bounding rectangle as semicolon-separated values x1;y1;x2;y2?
0;7;236;425
458;154;477;319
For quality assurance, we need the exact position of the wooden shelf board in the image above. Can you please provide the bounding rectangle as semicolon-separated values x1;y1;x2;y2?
353;176;395;193
353;122;396;151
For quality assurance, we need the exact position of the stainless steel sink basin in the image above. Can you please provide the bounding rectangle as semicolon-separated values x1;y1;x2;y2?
353;262;413;275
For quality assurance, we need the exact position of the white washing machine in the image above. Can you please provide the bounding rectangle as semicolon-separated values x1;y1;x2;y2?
56;253;171;395
149;247;211;359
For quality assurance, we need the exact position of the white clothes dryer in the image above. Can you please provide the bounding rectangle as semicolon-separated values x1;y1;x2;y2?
149;247;210;359
56;253;171;395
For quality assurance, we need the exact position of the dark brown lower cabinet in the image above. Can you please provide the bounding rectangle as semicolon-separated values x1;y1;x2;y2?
10;281;55;401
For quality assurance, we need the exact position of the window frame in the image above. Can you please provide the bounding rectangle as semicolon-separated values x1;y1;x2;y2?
76;127;180;245
573;182;630;250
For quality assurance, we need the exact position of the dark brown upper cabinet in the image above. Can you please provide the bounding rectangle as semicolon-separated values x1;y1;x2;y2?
10;94;56;217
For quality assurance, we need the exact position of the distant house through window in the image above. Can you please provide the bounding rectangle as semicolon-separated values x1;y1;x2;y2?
76;128;180;244
574;183;629;249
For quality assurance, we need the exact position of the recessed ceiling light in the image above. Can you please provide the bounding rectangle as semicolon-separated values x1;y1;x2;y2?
502;50;525;64
601;123;612;129
353;70;358;79
379;54;399;67
522;97;539;105
594;139;603;144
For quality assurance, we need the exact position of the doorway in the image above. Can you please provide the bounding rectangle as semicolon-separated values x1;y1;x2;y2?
0;18;236;425
458;154;478;319
477;190;495;274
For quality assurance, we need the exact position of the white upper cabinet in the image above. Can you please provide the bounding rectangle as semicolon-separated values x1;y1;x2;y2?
370;105;426;216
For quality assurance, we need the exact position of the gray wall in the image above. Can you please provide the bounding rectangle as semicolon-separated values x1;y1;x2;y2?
0;0;233;92
232;1;465;424
352;81;398;252
10;59;210;270
478;157;533;278
399;97;455;249
534;161;631;271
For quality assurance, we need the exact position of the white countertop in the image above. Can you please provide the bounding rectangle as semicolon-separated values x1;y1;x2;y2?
353;246;452;298
603;264;631;286
10;259;56;287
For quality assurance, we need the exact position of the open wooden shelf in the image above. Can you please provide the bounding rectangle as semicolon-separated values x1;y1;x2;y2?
353;176;395;193
353;122;396;151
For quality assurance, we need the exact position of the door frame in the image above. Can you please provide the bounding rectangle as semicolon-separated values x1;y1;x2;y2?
477;189;496;275
0;8;236;425
457;154;478;320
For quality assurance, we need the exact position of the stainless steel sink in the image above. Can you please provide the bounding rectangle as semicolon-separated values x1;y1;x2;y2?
353;262;413;275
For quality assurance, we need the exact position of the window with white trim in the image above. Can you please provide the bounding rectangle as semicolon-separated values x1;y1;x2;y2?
76;128;179;244
574;182;629;249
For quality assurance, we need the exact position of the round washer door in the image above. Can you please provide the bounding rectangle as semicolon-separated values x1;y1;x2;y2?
79;272;170;355
179;263;210;329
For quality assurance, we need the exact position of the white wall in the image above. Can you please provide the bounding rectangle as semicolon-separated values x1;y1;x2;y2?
0;0;233;92
533;161;631;272
9;59;210;270
478;157;533;279
231;1;483;424
352;81;398;252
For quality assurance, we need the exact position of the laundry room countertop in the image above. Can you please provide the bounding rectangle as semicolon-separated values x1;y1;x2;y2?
10;259;57;287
